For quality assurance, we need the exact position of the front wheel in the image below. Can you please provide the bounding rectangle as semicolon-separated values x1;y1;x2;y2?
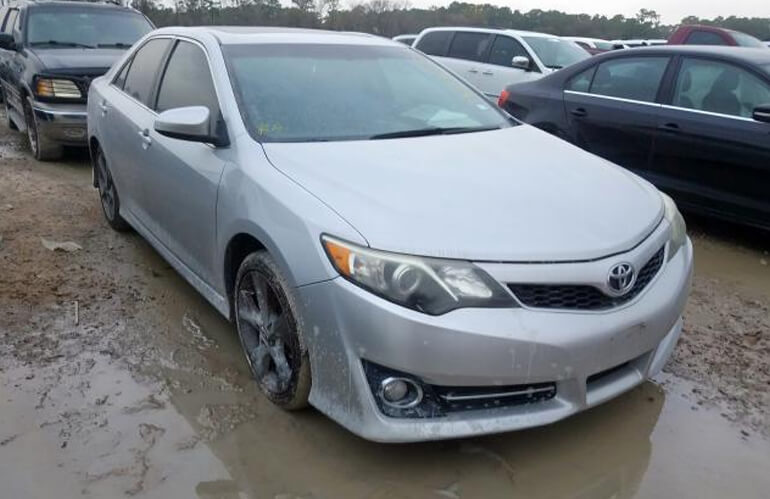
234;251;311;410
24;98;62;161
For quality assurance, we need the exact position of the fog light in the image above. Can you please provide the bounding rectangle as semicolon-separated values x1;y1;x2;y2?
380;377;423;408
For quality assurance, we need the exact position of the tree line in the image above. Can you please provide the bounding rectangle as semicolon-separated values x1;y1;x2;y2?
130;0;770;41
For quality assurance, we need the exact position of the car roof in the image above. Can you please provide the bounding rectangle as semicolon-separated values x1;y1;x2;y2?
153;26;397;46
615;45;770;66
419;26;557;38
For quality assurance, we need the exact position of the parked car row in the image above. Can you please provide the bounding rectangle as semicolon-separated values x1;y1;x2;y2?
4;5;763;443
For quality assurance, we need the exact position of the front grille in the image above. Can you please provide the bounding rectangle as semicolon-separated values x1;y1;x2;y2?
508;246;665;311
433;382;557;413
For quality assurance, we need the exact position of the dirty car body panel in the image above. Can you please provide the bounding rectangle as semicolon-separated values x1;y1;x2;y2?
88;27;693;442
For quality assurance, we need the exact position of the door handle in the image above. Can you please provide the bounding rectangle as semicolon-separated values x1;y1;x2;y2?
570;107;587;118
659;122;680;132
138;129;152;149
468;68;479;74
482;70;494;76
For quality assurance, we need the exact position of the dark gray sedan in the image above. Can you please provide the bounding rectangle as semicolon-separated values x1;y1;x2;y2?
499;46;770;231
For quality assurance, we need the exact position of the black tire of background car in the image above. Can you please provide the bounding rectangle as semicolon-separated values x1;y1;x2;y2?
24;97;63;161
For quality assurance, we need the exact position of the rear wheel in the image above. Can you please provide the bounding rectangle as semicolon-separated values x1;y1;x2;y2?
234;252;311;410
24;97;62;161
94;148;130;232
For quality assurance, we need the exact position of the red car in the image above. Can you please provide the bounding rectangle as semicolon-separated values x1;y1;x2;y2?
668;25;766;48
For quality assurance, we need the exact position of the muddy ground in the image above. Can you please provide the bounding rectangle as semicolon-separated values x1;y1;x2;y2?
1;119;769;499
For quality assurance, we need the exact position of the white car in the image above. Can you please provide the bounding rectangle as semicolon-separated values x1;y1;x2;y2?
413;27;590;98
392;34;417;46
563;36;624;52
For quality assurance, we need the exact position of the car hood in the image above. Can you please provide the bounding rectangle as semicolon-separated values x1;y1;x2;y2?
262;126;663;262
30;47;126;72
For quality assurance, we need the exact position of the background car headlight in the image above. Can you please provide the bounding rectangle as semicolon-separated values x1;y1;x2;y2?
322;236;516;315
34;77;82;99
662;193;686;260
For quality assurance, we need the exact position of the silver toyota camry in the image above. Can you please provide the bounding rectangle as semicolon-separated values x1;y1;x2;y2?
87;27;693;442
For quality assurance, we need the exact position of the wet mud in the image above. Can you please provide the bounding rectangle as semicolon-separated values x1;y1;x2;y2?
1;120;769;498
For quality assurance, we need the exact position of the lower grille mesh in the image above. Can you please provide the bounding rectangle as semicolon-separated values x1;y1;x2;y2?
508;246;665;311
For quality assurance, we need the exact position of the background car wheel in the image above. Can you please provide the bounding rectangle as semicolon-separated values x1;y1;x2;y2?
234;251;311;410
94;148;130;232
3;93;17;131
24;98;62;161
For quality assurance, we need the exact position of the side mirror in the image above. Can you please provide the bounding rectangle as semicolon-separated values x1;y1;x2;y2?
512;56;531;71
753;104;770;124
0;33;16;51
154;106;225;145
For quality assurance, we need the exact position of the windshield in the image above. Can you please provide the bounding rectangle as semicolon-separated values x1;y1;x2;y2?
27;8;153;48
523;36;590;69
224;44;511;143
730;31;765;48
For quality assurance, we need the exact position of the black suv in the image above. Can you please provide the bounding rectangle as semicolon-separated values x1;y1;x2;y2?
0;0;153;160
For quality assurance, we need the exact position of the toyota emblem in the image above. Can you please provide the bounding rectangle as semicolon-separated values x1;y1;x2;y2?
607;262;636;296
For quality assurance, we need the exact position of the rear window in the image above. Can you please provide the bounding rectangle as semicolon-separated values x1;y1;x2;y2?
685;31;726;46
414;31;452;56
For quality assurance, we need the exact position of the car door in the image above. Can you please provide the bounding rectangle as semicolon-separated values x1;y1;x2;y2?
99;37;173;223
651;56;770;227
439;31;493;93
477;34;541;98
141;38;227;285
563;55;671;175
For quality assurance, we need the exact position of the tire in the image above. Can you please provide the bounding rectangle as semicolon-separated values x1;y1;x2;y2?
234;251;311;410
24;97;62;161
94;147;130;232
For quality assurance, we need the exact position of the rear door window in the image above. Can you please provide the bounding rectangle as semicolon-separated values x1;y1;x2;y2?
567;66;596;92
447;32;492;62
685;31;727;46
672;57;770;118
487;35;529;67
121;38;171;107
414;31;452;56
589;57;669;102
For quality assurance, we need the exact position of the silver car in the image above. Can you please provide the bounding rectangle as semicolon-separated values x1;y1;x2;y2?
87;27;693;443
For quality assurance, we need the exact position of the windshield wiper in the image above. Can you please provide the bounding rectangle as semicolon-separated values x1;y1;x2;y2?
30;40;96;49
370;125;500;140
96;42;133;48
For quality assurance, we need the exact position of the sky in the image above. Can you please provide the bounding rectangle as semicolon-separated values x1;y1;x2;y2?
399;0;767;24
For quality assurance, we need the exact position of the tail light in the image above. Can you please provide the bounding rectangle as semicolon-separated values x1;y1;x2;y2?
497;89;510;108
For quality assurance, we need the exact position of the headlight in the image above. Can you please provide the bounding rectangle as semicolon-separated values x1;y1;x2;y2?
662;193;686;260
34;77;82;99
322;236;516;315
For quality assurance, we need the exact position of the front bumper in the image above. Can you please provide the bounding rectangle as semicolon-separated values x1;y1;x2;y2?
297;237;693;442
31;100;88;146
